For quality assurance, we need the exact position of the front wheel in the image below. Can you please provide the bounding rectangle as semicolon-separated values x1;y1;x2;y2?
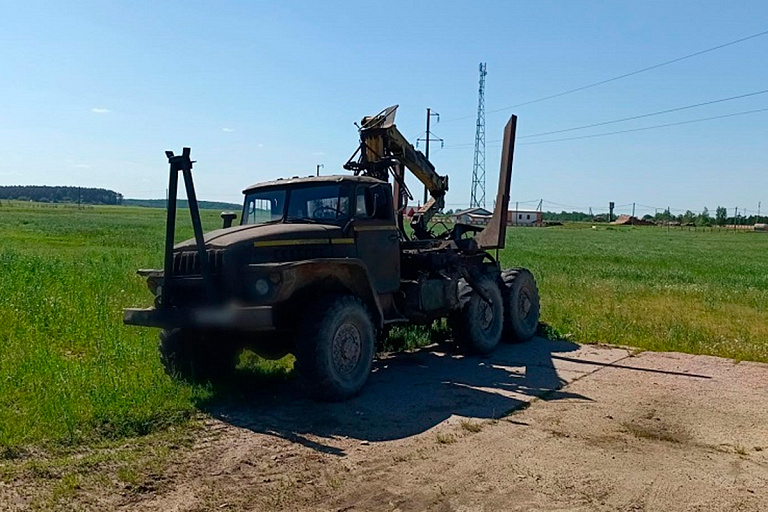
295;295;375;401
159;328;239;382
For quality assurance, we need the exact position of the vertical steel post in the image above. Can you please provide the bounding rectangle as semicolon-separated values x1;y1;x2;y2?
424;108;431;205
164;148;215;305
162;155;179;309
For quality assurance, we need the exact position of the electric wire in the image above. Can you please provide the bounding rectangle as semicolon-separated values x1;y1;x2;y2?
519;88;768;138
441;28;768;123
518;107;768;145
443;93;768;149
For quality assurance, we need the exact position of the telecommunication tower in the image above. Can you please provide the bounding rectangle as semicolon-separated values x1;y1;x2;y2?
470;62;487;208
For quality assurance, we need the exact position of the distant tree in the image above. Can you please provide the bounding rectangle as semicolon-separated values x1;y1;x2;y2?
542;210;595;222
654;208;672;223
715;206;727;226
696;207;711;227
682;210;696;224
642;214;653;221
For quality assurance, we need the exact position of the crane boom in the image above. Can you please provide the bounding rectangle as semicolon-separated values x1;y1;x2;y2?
344;105;448;238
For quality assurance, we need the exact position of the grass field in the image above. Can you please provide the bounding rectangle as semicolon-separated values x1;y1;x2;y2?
1;202;767;452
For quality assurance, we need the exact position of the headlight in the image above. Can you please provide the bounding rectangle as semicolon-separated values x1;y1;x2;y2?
254;278;270;296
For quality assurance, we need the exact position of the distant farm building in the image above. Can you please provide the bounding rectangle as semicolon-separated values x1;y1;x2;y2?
611;215;655;226
450;207;543;227
451;207;492;224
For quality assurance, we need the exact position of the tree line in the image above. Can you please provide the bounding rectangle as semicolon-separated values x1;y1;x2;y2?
0;186;123;205
543;207;762;226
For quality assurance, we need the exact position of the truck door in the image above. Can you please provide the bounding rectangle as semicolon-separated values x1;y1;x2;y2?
353;184;400;293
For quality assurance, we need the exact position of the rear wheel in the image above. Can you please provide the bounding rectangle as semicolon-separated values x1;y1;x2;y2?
159;328;239;382
448;275;504;354
295;295;375;401
499;268;540;342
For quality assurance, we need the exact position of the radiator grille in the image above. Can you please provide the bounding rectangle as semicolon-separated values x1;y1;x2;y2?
172;249;223;276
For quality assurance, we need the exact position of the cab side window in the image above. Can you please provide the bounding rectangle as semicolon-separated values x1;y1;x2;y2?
355;184;392;220
355;187;371;218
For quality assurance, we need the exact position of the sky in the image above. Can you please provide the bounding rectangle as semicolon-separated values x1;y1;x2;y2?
1;1;766;217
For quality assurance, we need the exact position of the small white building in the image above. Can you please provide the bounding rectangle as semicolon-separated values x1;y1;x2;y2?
451;207;543;226
508;210;542;226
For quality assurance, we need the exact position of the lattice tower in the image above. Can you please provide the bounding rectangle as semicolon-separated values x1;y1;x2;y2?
470;62;487;208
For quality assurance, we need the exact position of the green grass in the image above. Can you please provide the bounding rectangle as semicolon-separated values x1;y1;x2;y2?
500;224;768;362
1;203;767;453
0;204;222;451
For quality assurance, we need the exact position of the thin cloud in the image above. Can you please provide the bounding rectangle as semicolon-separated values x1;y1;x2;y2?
91;108;111;114
72;163;91;169
312;151;326;156
222;127;234;132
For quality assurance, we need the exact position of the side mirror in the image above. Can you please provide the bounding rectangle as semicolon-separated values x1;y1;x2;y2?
220;211;237;228
364;185;389;219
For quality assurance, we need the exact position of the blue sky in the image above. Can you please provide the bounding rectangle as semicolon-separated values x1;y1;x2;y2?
1;1;766;217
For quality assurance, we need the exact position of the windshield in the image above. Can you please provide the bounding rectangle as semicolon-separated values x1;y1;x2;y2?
242;184;350;225
286;185;349;222
243;189;286;225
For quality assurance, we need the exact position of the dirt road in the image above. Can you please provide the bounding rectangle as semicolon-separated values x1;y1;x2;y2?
118;339;767;511
6;339;768;511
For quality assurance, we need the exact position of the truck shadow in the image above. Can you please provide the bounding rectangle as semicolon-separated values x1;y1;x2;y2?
200;337;589;455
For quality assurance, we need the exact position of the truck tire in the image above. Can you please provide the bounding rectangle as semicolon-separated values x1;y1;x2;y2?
295;295;375;401
499;268;540;342
448;275;504;354
159;328;239;382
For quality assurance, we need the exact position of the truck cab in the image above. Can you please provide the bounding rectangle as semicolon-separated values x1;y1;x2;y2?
241;175;400;293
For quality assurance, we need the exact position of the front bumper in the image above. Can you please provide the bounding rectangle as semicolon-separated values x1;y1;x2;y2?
123;305;274;331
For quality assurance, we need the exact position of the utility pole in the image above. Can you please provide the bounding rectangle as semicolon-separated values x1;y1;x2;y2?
735;206;738;231
515;201;519;226
631;202;635;226
417;108;442;205
759;201;762;223
470;62;487;208
316;164;324;177
609;202;615;223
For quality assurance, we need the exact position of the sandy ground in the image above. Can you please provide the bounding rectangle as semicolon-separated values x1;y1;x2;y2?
6;339;768;511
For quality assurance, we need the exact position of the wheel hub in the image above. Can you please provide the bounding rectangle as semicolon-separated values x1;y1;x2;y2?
479;300;493;330
519;290;532;318
332;322;362;375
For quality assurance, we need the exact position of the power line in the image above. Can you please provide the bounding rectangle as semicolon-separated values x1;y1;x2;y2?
443;91;768;149
492;29;768;113
441;28;768;123
518;107;768;146
519;88;768;138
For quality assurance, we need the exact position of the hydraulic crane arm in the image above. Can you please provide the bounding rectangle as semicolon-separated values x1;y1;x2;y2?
344;106;518;250
344;105;448;238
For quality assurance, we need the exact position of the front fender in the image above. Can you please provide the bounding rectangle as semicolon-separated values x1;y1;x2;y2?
248;259;384;328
